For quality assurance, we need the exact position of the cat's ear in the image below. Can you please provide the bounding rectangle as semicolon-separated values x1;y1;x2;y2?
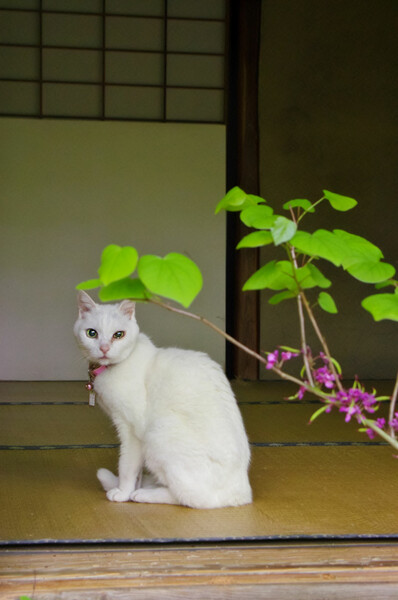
119;300;135;319
77;290;96;317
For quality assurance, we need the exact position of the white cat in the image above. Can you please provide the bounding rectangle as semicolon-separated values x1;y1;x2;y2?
74;291;252;509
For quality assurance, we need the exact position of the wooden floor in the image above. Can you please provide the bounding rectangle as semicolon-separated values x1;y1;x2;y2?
3;541;398;599
1;380;398;598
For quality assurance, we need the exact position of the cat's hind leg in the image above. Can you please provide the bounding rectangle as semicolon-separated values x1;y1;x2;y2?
97;468;118;491
130;486;180;505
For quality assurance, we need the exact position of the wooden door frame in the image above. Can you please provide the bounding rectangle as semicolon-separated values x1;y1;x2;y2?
225;0;262;380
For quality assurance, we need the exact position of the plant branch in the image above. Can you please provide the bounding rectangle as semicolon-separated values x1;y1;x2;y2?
296;294;315;385
149;298;269;367
361;417;398;451
388;370;398;439
148;294;398;454
300;291;344;392
270;365;331;401
297;196;325;223
288;206;297;224
288;246;315;386
150;297;333;401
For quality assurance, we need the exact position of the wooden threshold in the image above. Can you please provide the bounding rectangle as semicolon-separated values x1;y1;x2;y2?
2;540;398;599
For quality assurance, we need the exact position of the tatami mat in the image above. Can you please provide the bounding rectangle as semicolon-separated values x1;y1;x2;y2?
0;381;85;404
0;401;389;448
2;446;398;544
0;404;117;447
0;380;390;447
1;381;397;545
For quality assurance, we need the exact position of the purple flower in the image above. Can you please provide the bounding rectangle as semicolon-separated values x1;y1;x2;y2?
266;350;279;370
297;386;307;400
335;387;378;414
319;352;329;364
390;413;398;431
361;392;378;413
314;366;336;389
339;402;361;423
281;350;299;361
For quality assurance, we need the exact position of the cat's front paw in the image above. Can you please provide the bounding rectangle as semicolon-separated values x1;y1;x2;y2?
106;487;131;502
130;488;148;503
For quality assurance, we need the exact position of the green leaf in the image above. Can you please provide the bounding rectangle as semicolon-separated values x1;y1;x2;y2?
330;356;343;375
347;261;396;284
243;260;294;292
215;186;265;214
318;291;338;314
293;229;395;284
309;405;330;423
361;293;398;322
271;216;297;245
253;262;331;294
282;199;315;213
236;231;273;249
280;345;301;353
99;278;148;302
293;265;314;290
323;190;357;211
98;245;138;286
76;278;101;290
246;193;267;205
240;205;275;229
333;230;384;267
138;252;202;308
374;279;396;289
268;290;297;304
305;263;332;289
291;230;348;267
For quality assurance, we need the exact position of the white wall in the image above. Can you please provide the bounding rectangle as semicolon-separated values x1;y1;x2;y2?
0;118;226;380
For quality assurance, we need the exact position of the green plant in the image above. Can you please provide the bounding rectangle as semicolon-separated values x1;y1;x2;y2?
77;188;398;450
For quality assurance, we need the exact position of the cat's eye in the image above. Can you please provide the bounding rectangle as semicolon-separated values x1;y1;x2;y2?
113;331;125;340
86;329;98;338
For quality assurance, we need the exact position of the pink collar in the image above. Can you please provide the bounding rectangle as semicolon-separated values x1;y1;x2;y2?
86;364;108;406
91;364;108;376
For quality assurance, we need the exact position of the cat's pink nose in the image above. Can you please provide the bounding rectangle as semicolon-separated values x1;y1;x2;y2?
100;344;110;355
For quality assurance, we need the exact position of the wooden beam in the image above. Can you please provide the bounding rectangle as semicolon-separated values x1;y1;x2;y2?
226;0;262;380
3;542;398;599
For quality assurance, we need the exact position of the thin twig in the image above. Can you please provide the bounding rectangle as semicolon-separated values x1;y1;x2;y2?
297;196;325;223
288;246;314;386
149;298;268;367
150;297;331;400
361;417;398;451
388;371;398;439
300;292;344;392
297;293;315;385
271;365;331;400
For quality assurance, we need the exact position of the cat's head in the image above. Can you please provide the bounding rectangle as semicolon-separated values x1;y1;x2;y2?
74;291;139;366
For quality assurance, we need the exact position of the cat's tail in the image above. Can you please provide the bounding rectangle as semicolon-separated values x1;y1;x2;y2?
97;468;118;491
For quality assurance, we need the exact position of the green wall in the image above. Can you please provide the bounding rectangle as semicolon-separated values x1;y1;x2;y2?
258;0;397;378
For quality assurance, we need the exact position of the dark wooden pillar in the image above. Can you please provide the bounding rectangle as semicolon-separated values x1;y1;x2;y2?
226;0;262;379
